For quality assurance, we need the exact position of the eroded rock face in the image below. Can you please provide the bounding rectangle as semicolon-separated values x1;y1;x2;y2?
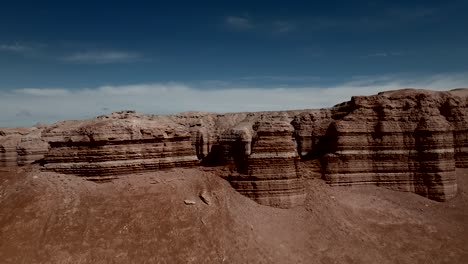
323;90;462;201
439;89;468;168
42;112;199;176
0;134;22;167
2;89;468;207
17;129;49;166
0;127;48;166
233;120;305;208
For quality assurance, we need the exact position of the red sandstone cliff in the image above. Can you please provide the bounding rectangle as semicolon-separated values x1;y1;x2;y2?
1;88;468;207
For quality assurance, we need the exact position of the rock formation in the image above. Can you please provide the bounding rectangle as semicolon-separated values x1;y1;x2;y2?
0;134;21;167
0;127;48;167
323;90;459;201
42;111;199;176
2;89;468;207
229;118;305;208
17;129;49;166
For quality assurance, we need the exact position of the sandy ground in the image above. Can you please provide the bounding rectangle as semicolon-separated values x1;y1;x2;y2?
0;166;467;264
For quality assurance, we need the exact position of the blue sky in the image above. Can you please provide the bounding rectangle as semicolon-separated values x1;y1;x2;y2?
1;0;468;126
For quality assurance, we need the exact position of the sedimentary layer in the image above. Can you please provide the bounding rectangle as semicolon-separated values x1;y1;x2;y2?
42;112;199;176
323;90;464;201
0;127;48;167
2;88;468;206
0;134;21;167
228;117;306;208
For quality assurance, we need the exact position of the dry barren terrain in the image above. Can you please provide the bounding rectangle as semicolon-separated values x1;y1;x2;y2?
0;166;467;263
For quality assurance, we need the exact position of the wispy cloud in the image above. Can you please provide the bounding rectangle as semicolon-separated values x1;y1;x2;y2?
225;16;296;34
306;7;438;32
61;51;141;64
387;7;436;20
364;52;403;58
225;16;253;30
239;75;320;82
14;88;71;96
0;43;33;53
15;109;32;117
1;73;467;127
272;21;297;33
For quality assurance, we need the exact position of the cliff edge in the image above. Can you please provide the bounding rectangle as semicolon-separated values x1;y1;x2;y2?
2;88;468;207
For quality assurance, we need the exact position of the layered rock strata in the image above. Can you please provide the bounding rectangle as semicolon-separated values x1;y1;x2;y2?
2;89;468;206
42;113;198;176
323;90;459;201
439;89;468;167
0;127;48;166
228;119;305;208
17;129;49;166
0;134;21;167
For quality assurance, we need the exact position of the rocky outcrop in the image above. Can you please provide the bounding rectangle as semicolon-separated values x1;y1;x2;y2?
42;111;199;176
17;129;49;166
229;118;305;208
439;89;468;167
0;134;22;167
2;89;468;207
323;90;462;201
0;127;48;167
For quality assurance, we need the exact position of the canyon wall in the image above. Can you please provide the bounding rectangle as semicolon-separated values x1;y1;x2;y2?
227;117;306;208
2;89;468;207
0;127;48;167
323;90;460;201
41;114;199;177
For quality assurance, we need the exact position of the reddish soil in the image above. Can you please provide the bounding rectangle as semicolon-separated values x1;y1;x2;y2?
0;166;467;264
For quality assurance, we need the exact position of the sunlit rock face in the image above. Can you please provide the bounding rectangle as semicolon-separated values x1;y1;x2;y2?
41;112;199;176
322;90;461;201
2;89;468;207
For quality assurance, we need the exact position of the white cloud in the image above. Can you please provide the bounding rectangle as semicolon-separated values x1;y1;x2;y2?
225;16;253;29
240;75;320;82
365;52;403;58
0;44;32;53
14;88;71;96
272;21;296;33
1;73;467;127
225;16;297;34
61;51;140;64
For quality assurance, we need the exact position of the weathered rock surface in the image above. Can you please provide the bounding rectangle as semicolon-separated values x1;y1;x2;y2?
42;111;199;176
323;89;466;201
2;89;468;207
17;129;49;166
0;127;48;167
229;117;305;208
0;134;21;167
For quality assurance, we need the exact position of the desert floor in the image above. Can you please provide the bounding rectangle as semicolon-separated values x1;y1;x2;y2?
0;166;467;264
